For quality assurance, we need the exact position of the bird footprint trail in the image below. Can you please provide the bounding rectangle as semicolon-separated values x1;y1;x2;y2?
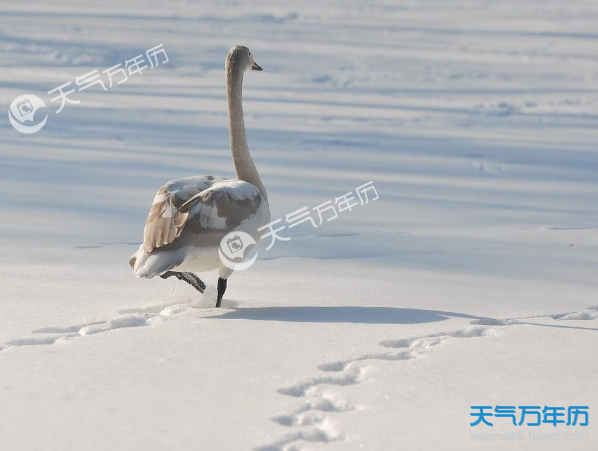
2;315;155;350
259;307;598;451
0;292;220;353
258;325;493;451
551;308;598;321
2;304;596;451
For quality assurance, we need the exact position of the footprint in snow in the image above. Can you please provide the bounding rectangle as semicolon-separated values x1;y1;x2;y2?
259;306;597;450
2;315;154;350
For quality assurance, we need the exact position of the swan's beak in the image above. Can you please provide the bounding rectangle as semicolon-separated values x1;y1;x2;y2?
251;61;262;71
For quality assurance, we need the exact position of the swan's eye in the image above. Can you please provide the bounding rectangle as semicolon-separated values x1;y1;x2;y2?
248;52;251;56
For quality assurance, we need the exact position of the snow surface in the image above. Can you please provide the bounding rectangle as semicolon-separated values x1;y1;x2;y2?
1;0;597;450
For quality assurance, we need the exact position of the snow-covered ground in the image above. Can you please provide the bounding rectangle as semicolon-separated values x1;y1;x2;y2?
1;0;597;449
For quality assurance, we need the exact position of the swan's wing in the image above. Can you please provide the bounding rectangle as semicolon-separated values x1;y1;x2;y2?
143;175;225;252
143;177;263;253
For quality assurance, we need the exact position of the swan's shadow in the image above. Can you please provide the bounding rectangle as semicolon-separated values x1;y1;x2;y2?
212;306;486;325
214;306;598;331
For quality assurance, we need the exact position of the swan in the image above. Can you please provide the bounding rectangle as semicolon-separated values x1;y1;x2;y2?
129;45;270;307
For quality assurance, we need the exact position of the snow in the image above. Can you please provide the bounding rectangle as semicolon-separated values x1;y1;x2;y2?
1;0;597;450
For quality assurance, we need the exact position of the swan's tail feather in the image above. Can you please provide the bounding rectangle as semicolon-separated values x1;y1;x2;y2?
129;245;183;279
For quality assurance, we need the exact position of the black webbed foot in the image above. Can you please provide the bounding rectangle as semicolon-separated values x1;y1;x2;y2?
160;271;206;293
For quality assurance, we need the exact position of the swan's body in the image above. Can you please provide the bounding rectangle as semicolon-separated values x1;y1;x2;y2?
130;176;269;277
129;46;268;306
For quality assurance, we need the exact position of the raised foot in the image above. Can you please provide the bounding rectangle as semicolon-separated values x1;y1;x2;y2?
160;271;206;293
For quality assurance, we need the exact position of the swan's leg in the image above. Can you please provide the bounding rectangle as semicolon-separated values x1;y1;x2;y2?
216;277;227;308
186;273;207;293
160;271;206;293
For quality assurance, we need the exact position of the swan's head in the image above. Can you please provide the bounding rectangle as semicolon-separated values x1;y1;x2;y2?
226;45;262;73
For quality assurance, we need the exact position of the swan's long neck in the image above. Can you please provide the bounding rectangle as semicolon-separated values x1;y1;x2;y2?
226;62;268;202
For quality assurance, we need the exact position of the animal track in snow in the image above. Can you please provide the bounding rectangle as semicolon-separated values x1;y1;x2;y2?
2;315;154;351
278;366;366;398
470;161;507;175
261;307;597;450
0;291;228;354
551;307;598;321
0;294;225;354
260;325;493;451
258;388;351;451
258;417;343;451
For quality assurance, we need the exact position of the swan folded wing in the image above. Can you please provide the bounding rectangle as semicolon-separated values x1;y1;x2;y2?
143;179;262;253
